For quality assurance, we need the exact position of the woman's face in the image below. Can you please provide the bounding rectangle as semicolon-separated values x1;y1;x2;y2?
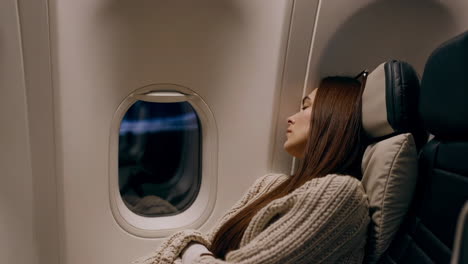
284;89;317;158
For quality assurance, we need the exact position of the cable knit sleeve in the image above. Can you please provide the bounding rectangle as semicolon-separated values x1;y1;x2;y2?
132;174;288;264
192;175;370;264
205;173;289;242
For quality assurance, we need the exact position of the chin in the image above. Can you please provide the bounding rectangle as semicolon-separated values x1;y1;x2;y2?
284;142;306;159
284;143;297;158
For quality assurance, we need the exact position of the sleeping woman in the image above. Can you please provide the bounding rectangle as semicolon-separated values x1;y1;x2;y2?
134;76;371;264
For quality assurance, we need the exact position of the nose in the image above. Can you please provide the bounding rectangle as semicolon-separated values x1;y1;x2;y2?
287;116;295;125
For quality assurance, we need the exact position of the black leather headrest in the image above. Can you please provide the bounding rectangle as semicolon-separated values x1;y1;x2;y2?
420;31;468;140
362;60;423;143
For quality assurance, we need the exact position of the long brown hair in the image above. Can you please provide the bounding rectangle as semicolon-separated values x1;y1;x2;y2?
210;76;366;259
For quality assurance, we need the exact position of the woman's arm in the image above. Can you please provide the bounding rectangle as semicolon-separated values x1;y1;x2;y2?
133;174;288;264
191;175;370;264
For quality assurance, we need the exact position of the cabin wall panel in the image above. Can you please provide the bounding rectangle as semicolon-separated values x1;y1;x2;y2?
48;1;294;263
306;0;468;90
18;0;468;263
0;0;38;264
17;0;60;263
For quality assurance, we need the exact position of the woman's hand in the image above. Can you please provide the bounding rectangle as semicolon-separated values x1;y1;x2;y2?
181;243;213;264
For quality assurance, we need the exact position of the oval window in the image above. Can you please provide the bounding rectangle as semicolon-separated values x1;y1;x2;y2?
109;84;217;237
119;100;201;217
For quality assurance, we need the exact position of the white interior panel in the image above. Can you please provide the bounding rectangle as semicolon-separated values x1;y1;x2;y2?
5;0;468;263
48;1;294;263
306;0;468;90
0;1;37;264
17;0;60;263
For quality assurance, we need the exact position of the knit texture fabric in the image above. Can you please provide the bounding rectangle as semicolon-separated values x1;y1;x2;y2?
123;195;178;215
133;173;370;264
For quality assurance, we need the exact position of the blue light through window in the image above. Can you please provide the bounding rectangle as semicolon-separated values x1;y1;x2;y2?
118;101;201;217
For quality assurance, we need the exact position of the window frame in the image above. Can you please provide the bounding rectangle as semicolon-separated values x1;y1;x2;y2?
109;84;218;238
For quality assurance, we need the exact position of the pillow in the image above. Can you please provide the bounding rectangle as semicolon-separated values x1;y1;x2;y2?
361;133;418;263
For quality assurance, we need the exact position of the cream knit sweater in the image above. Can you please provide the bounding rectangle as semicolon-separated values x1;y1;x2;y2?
133;173;370;264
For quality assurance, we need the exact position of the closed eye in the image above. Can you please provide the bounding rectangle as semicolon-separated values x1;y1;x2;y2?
302;95;312;110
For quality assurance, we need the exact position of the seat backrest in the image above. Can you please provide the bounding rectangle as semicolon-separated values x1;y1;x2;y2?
385;30;468;264
360;60;426;263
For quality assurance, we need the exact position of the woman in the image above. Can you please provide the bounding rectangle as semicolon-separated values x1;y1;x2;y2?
134;76;370;264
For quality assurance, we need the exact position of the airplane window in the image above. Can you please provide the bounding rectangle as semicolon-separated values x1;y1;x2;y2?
118;100;201;217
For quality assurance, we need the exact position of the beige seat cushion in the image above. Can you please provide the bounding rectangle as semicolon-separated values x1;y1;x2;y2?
361;133;418;263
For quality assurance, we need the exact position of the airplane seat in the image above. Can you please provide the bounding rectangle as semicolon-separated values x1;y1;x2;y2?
383;30;468;264
359;60;427;264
